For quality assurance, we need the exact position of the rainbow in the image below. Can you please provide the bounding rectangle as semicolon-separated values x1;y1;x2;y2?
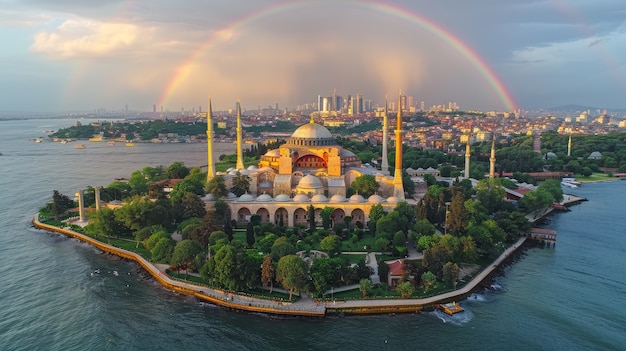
157;1;518;111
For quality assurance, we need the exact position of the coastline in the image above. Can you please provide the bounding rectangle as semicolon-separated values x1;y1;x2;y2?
32;216;529;318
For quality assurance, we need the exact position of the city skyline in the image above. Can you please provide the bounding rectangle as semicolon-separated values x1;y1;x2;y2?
1;0;625;113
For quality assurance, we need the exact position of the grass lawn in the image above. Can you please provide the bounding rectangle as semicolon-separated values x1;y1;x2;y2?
575;173;616;182
340;253;367;264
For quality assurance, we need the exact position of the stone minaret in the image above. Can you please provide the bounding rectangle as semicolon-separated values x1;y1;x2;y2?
235;100;244;170
393;91;405;199
94;187;101;211
567;134;572;157
464;141;471;178
206;96;216;180
489;136;496;179
76;190;85;222
381;96;390;175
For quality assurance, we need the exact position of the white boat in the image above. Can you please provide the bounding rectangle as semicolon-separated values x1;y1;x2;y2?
561;181;578;188
562;177;582;186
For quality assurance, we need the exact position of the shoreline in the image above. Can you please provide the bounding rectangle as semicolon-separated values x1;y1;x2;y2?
32;216;529;318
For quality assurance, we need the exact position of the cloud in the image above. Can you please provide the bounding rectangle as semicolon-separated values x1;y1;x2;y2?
30;18;145;58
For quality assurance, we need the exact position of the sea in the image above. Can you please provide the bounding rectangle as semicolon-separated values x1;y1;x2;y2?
1;117;625;351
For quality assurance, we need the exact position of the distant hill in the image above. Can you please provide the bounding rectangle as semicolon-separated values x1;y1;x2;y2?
546;104;626;113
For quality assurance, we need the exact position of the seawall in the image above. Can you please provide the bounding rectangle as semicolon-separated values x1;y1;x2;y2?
33;218;527;317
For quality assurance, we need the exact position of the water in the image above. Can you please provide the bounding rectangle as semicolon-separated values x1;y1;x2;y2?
1;118;625;350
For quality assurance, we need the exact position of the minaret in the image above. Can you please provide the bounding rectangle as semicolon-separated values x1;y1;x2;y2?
393;91;405;199
235;100;244;170
489;136;496;179
206;95;216;180
567;134;572;157
94;187;101;211
464;141;471;178
381;95;390;175
76;190;85;223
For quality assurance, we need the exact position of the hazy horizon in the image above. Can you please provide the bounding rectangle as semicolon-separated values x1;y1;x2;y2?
1;0;625;113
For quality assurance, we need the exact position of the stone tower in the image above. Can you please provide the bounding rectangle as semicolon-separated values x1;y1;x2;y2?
206;95;216;180
393;91;405;199
381;96;390;175
235;101;244;170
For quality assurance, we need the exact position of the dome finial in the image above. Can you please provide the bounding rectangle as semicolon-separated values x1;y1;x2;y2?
310;115;315;124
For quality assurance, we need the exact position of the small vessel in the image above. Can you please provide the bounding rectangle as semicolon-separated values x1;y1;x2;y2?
436;302;464;315
125;142;135;147
561;177;581;187
74;144;86;149
60;140;68;144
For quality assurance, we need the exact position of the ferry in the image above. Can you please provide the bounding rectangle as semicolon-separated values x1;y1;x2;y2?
436;302;464;315
74;144;86;149
125;142;135;147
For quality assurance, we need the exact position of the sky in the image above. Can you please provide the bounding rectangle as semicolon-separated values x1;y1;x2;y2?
1;0;625;113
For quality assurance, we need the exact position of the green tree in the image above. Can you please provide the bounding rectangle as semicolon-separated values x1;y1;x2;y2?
320;206;333;230
170;179;205;203
179;192;207;220
421;271;437;292
230;172;250;197
50;190;74;220
412;219;436;240
86;207;130;242
350;174;380;197
392;231;406;247
374;237;390;251
208;230;228;245
128;170;149;195
261;255;275;293
307;205;316;232
446;191;468;235
396;281;414;298
171;239;203;272
206;176;228;198
151;237;175;263
320;235;342;256
246;222;255;248
276;255;309;300
442;262;460;288
166;162;190;179
475;178;505;214
270;237;296;261
359;278;373;297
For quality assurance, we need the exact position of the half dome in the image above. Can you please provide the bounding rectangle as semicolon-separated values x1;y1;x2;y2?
298;174;323;189
386;196;401;204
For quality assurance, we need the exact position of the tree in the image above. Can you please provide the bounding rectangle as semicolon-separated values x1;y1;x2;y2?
208;230;228;245
421;271;437;292
392;231;406;247
128;170;148;195
86;207;130;242
446;191;468;236
179;192;207;220
206;176;228;198
171;239;203;273
270;237;296;261
374;237;390;252
320;235;342;256
230;172;250;197
350;174;380;197
359;278;373;297
246;222;255;248
442;262;460;288
475;178;505;214
223;219;233;241
261;255;275;293
50;190;74;220
320;206;333;230
170;179;204;203
396;281;414;298
412;219;436;240
151;237;175;263
276;255;309;300
166;162;190;179
307;205;316;232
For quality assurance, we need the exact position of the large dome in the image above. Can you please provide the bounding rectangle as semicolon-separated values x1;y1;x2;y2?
291;122;333;139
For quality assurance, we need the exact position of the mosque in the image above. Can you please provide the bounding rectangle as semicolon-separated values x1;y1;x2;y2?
203;94;409;228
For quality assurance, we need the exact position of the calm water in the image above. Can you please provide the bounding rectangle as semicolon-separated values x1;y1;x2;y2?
1;118;625;351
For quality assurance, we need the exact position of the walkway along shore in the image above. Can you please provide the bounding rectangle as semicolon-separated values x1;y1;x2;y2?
32;217;527;317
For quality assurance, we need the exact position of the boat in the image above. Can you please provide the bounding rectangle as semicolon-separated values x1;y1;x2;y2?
562;177;581;187
436;302;464;315
74;144;86;149
60;140;67;144
125;142;135;147
561;181;578;188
